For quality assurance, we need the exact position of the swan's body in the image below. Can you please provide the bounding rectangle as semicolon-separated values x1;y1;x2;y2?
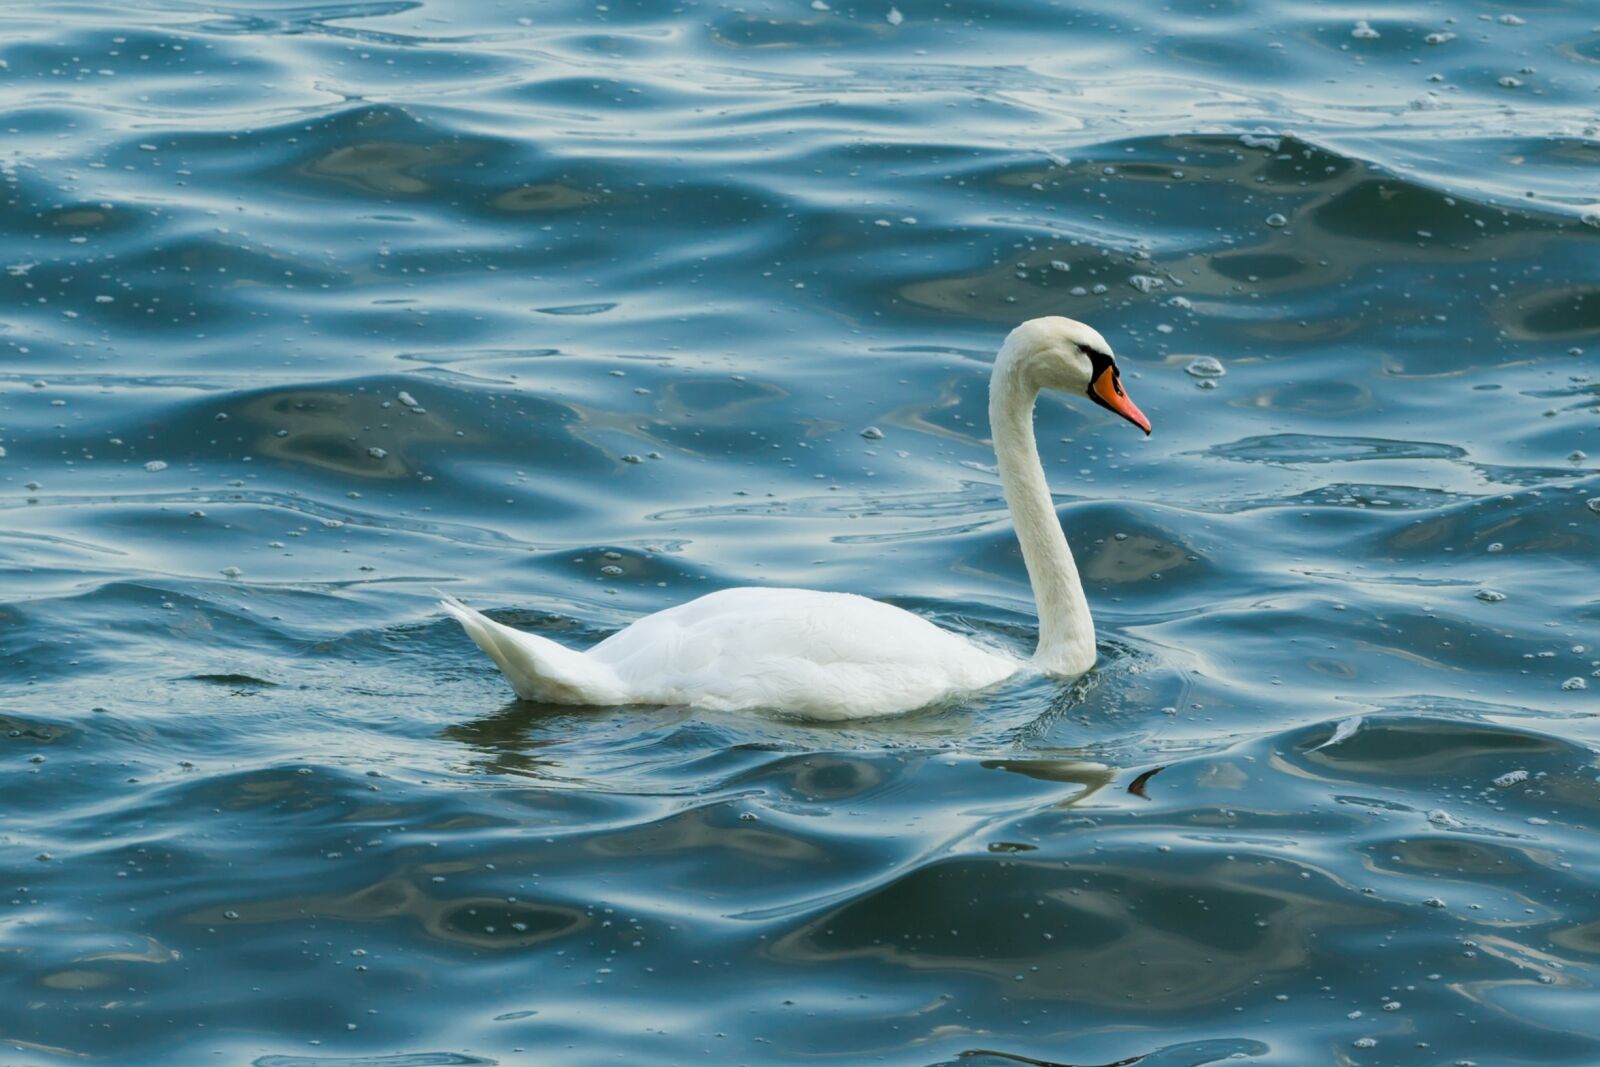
442;588;1017;720
444;317;1151;719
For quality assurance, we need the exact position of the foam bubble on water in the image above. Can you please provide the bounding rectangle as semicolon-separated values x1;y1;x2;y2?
1239;128;1281;151
1128;274;1165;293
1265;212;1288;228
1427;809;1462;828
1499;76;1523;88
1493;769;1529;787
1586;498;1600;514
1564;677;1589;691
1186;356;1225;379
860;426;884;440
367;447;388;459
144;460;168;472
886;6;903;25
1499;13;1526;24
1580;211;1600;229
1425;31;1457;44
1475;589;1507;603
1351;20;1379;38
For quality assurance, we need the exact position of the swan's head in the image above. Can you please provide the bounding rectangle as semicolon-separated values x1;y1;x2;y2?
1003;316;1151;435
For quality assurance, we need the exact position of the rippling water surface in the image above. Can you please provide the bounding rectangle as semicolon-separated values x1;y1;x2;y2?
3;1;1599;1064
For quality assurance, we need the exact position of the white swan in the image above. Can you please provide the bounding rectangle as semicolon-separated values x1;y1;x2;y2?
443;317;1151;720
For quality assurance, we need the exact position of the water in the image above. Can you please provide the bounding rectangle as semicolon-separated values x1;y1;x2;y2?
2;1;1597;1064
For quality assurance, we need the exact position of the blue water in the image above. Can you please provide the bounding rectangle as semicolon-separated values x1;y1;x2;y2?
3;1;1598;1064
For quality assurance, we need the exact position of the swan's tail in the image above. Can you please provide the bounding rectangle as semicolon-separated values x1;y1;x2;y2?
440;596;625;705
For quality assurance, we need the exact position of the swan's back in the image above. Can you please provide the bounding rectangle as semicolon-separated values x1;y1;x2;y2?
587;587;1017;719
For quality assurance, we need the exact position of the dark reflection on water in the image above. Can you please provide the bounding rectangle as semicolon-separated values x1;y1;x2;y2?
2;0;1599;1064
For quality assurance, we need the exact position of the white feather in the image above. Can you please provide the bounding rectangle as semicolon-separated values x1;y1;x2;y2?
1310;715;1364;752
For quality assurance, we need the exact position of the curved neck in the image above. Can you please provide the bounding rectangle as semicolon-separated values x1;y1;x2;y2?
989;347;1096;675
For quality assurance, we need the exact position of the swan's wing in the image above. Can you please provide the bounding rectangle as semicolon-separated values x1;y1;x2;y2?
589;587;1018;718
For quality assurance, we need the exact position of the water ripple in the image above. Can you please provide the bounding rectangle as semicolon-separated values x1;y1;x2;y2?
3;0;1599;1063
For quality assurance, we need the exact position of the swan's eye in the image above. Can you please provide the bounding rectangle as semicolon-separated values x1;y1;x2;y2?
1081;345;1116;390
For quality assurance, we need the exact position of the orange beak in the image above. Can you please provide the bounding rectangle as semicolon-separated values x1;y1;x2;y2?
1091;367;1152;435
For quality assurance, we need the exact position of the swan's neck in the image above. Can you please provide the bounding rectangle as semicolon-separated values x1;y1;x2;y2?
989;350;1095;675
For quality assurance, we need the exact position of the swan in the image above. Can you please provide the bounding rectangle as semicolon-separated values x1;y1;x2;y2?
442;316;1151;720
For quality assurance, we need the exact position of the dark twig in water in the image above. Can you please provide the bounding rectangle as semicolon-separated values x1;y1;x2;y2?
1127;764;1164;799
958;1048;1144;1067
